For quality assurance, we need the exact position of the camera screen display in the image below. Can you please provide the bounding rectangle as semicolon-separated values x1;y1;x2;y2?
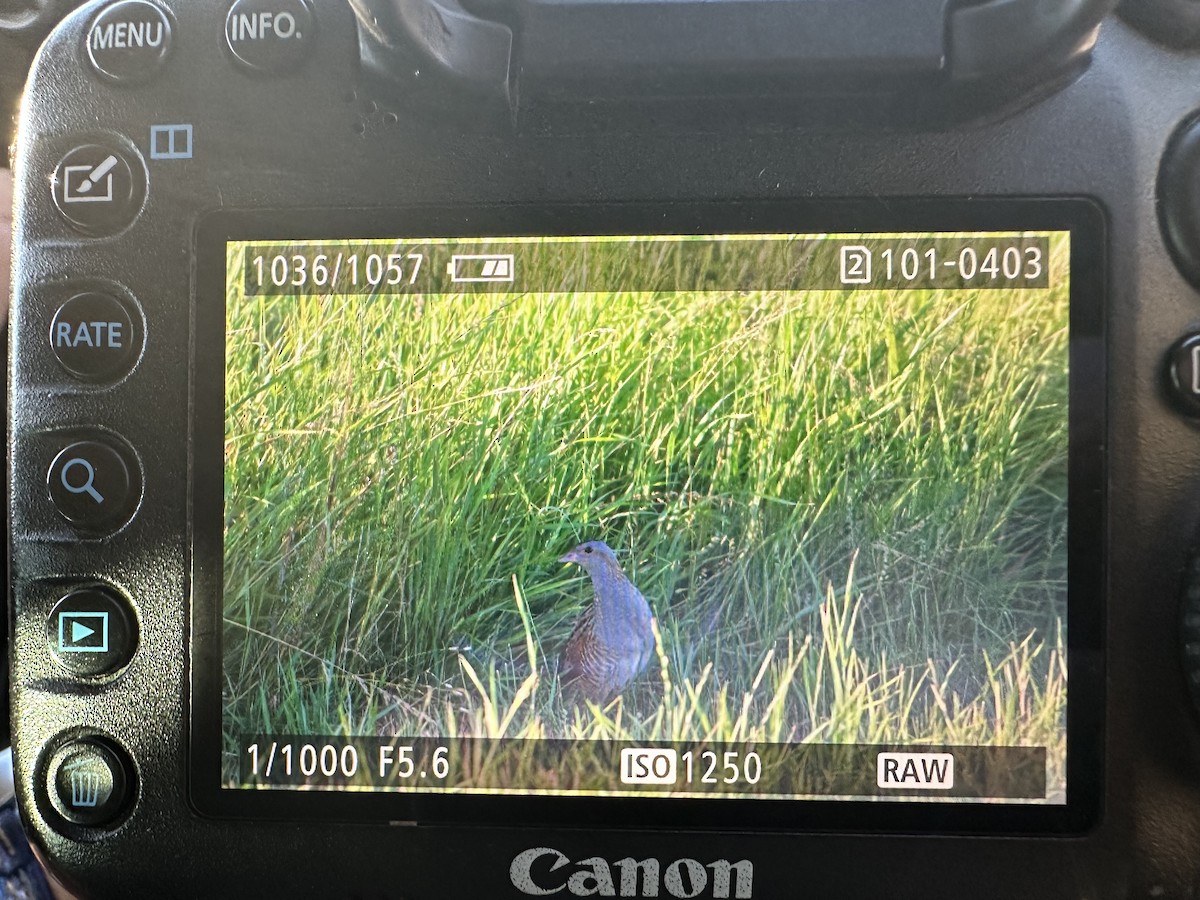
218;228;1074;806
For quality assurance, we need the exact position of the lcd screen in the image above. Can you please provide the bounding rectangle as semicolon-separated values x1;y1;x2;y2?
216;229;1075;806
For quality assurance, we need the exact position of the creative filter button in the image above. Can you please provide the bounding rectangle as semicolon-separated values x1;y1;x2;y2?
51;144;146;235
86;0;174;83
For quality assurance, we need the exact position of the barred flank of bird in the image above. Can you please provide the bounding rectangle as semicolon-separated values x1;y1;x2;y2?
558;540;655;704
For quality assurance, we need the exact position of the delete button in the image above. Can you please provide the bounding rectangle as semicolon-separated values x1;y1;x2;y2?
50;292;138;382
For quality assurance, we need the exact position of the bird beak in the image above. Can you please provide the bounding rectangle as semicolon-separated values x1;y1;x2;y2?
559;550;579;564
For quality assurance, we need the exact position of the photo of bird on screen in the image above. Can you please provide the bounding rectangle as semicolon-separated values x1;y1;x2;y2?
222;231;1071;799
557;540;656;705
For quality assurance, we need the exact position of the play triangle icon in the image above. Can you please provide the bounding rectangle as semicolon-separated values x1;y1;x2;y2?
71;620;96;643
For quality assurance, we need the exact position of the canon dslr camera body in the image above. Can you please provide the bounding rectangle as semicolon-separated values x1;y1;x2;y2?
9;0;1200;896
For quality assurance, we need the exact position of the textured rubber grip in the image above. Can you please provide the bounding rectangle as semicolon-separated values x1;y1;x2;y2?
1181;553;1200;714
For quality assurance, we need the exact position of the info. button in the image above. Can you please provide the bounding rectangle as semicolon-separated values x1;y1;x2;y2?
50;292;138;381
225;0;315;73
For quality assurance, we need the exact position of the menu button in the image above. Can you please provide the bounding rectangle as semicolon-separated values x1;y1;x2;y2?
87;0;174;83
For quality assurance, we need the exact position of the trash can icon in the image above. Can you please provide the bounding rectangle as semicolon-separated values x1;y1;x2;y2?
65;759;104;808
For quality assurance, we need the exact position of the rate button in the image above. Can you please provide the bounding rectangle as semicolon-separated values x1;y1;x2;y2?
50;293;138;381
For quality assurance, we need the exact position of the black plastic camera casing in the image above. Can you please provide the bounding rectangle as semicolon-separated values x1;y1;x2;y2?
10;0;1200;896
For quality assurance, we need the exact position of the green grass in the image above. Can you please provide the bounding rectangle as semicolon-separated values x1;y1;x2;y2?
221;233;1070;798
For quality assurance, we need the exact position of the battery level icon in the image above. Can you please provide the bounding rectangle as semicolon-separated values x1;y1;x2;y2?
448;254;515;283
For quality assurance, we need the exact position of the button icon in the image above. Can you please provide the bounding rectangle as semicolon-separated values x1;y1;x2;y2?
62;155;120;204
86;0;174;83
52;144;145;234
225;0;316;73
150;124;193;160
47;589;137;678
65;758;107;808
60;457;105;504
57;611;110;654
50;292;139;381
44;738;133;828
47;438;140;531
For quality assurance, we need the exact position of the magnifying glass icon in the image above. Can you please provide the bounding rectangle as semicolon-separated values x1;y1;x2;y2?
60;457;105;504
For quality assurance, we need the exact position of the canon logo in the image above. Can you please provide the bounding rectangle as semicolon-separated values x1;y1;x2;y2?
510;847;753;898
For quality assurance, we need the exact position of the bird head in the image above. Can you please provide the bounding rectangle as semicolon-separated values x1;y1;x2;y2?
559;540;620;569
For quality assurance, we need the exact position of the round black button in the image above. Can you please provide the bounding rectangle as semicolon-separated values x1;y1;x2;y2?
50;293;138;381
51;144;146;235
225;0;315;73
46;588;138;678
45;739;132;828
1166;332;1200;416
47;439;140;531
86;0;173;83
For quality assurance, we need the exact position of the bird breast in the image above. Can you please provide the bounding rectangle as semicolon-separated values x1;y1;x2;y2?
589;569;655;670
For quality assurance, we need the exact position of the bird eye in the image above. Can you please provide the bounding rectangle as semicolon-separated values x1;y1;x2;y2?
584;546;593;554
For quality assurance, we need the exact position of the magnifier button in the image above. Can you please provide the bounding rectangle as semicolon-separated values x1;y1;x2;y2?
47;440;139;531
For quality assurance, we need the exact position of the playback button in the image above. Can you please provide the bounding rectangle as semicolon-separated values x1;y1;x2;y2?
47;439;141;532
47;588;138;678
